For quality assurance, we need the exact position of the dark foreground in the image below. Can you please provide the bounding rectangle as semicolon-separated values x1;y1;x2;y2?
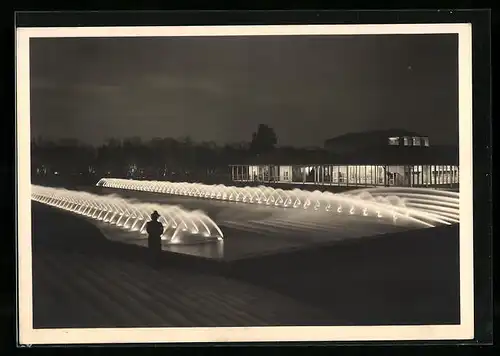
31;202;460;328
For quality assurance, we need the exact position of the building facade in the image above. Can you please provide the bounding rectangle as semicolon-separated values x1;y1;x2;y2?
324;129;430;153
230;130;458;189
230;163;459;188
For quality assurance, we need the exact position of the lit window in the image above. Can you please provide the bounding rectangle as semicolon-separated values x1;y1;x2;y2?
413;137;421;146
403;137;410;146
422;137;430;147
388;137;400;146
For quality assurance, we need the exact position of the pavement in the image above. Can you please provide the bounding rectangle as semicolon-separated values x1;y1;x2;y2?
31;202;340;328
30;200;461;328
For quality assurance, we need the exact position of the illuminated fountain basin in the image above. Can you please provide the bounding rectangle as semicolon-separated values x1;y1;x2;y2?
97;178;459;228
345;187;460;226
31;185;224;245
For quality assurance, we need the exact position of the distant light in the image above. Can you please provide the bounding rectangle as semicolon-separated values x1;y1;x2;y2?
54;171;59;175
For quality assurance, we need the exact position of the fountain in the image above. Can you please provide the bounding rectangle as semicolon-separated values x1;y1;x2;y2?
346;187;460;225
31;185;224;244
96;178;460;228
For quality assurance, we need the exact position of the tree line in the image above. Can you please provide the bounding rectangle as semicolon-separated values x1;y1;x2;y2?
31;124;280;182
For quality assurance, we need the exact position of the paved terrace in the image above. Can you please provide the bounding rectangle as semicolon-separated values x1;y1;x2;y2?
31;201;461;328
31;203;334;328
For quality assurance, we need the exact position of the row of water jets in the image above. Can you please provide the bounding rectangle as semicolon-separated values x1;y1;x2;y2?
31;185;224;244
97;178;460;228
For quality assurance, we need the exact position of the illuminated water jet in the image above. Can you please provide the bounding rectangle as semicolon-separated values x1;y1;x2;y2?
96;178;460;228
31;185;224;244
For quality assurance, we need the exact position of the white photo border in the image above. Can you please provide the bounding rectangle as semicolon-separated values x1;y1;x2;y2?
16;23;473;344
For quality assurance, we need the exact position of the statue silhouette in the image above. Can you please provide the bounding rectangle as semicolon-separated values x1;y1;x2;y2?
146;210;164;267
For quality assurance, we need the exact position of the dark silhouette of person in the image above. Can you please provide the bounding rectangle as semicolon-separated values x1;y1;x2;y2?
146;210;164;266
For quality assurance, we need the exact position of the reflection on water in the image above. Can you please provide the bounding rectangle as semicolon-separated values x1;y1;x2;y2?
95;208;417;262
162;240;225;260
96;221;227;260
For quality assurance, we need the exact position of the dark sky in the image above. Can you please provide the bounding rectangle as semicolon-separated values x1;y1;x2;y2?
29;34;459;147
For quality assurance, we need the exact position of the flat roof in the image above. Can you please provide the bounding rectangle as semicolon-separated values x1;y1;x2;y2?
230;146;459;166
324;129;425;145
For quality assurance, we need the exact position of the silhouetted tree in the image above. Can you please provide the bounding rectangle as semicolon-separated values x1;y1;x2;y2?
31;127;337;186
96;138;125;176
250;124;278;155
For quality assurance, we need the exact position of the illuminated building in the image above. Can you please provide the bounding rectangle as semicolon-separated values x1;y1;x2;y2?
230;130;458;189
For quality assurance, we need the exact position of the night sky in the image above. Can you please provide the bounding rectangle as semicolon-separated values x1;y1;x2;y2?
29;34;459;147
